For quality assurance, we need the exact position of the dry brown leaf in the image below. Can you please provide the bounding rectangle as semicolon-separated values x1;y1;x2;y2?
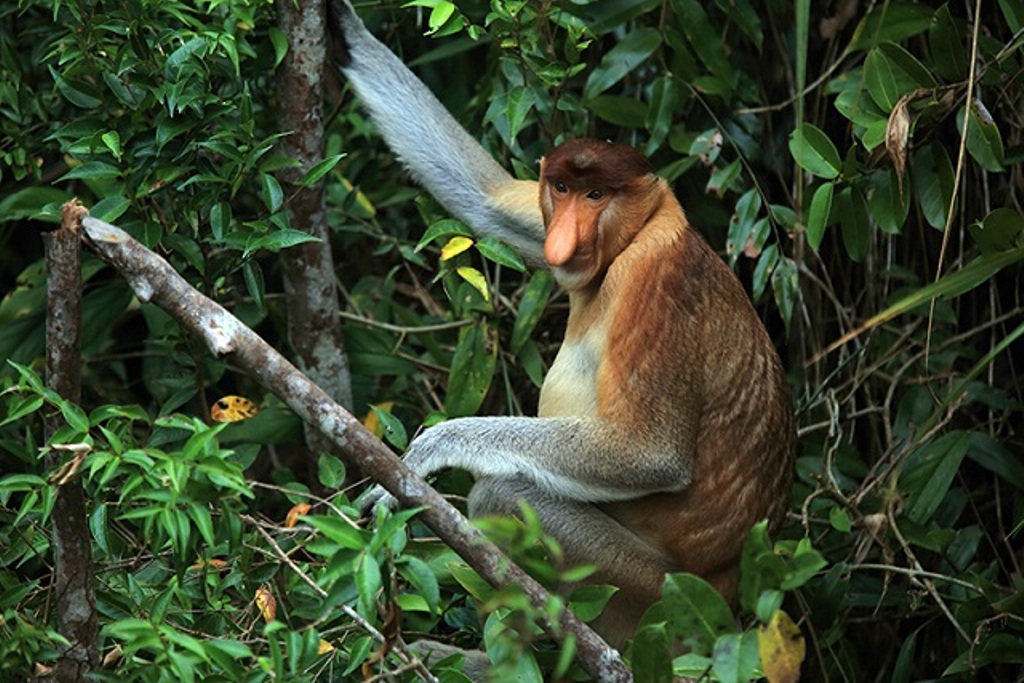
285;503;312;528
886;97;911;200
255;586;276;622
189;558;228;571
101;645;123;669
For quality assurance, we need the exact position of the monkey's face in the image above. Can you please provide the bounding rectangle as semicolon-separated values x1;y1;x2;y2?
541;177;610;290
540;140;656;291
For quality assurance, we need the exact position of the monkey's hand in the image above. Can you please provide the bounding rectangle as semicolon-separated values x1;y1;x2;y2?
357;483;398;517
356;423;457;519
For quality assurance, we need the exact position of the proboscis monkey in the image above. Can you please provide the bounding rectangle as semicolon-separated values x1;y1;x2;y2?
329;0;795;650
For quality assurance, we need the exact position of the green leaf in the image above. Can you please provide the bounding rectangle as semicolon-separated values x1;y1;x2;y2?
90;502;110;555
59;161;122;182
60;401;90;434
268;26;289;68
645;76;681;155
836;185;870;262
960;102;1005;173
752;244;779;303
0;395;44;427
661;573;734;655
503;86;536;143
511;271;555;354
726;188;762;266
671;0;733;85
578;0;661;35
304;515;368;550
900;431;972;524
833;88;888;130
246;228;321;254
101;131;122;161
588;95;648;128
445;322;498;417
707;158;742;195
49;66;102;108
912;143;955;229
88;196;130;226
998;0;1024;32
867;169;908;235
584;28;662;99
806;181;834;250
369;405;409;450
417;219;472;250
770;256;798;336
789;124;841;179
630;623;673;683
298;153;346;186
739;522;786;613
260;173;284;212
968;432;1024;492
781;538;828;589
712;632;760;683
427;1;456;32
830;506;852;533
969;208;1024;256
568;584;617;622
476;236;526;271
318;453;347;489
863;43;936;112
929;6;967;81
209;202;231;240
398;556;441;610
713;0;762;50
187;504;215;547
848;3;934;51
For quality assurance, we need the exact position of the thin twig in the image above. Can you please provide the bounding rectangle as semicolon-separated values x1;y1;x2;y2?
242;514;439;683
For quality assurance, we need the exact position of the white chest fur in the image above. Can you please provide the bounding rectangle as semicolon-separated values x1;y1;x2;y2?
538;334;602;418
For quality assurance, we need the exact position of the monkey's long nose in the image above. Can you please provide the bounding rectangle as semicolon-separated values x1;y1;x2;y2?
544;203;581;267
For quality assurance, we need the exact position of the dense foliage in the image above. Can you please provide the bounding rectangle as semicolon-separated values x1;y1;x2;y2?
1;0;1022;680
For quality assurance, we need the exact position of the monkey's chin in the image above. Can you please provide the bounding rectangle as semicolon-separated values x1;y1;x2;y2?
551;263;599;291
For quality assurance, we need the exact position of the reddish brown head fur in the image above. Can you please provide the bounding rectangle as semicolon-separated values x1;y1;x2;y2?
542;139;654;191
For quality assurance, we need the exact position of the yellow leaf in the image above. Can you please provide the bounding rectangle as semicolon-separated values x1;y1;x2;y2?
440;236;473;260
457;265;490;302
318;638;335;655
254;587;276;622
362;401;395;437
340;177;377;217
758;609;805;683
284;503;312;528
210;395;259;422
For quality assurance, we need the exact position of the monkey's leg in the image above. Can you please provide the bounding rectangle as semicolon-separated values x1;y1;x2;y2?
468;476;676;648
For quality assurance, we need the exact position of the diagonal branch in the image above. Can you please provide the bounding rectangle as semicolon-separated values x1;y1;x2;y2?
72;203;631;683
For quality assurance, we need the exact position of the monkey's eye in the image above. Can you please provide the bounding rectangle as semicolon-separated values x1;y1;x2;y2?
586;189;604;200
553;182;569;194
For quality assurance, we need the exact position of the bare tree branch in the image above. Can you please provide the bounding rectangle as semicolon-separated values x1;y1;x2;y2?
74;207;632;683
43;201;98;681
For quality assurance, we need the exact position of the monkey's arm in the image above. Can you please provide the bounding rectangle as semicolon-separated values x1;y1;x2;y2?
360;415;693;512
328;0;546;267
